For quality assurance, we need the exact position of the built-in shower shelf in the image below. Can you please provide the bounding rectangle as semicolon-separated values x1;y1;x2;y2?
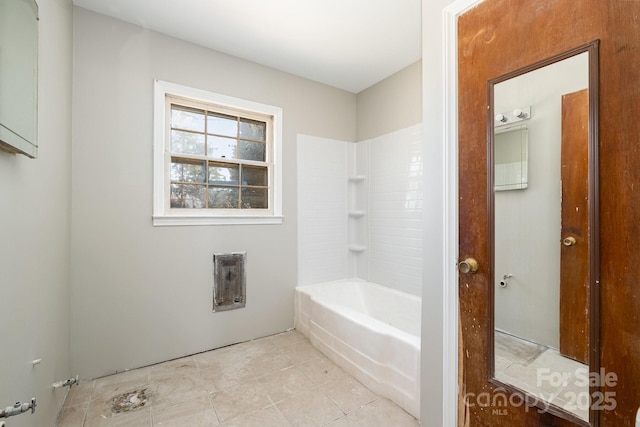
348;175;366;183
348;244;367;253
348;210;366;218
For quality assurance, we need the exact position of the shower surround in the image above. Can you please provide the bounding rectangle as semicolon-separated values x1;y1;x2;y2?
297;124;424;295
296;125;424;419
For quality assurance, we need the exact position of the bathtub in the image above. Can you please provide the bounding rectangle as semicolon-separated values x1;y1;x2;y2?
294;279;421;419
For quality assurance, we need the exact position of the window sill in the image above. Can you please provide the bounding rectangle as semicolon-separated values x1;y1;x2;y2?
153;215;284;226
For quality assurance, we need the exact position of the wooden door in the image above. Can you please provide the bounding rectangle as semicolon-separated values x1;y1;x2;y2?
559;89;590;364
458;1;640;426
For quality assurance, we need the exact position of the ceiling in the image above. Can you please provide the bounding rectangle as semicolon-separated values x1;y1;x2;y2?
71;0;422;94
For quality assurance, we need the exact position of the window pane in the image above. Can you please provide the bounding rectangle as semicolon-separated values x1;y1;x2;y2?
208;186;239;208
239;118;266;142
241;188;268;209
171;107;205;132
171;158;206;183
242;165;268;187
239;140;265;161
207;135;237;159
208;113;237;137
208;162;239;184
171;130;205;155
170;183;206;208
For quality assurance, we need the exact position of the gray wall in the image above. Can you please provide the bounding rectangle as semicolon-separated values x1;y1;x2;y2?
0;0;73;425
356;60;422;141
71;7;356;379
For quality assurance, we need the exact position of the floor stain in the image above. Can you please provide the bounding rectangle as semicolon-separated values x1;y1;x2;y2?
111;389;149;414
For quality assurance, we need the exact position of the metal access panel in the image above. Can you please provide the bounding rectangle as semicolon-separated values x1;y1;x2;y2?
212;252;246;312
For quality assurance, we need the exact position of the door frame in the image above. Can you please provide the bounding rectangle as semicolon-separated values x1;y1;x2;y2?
442;1;485;425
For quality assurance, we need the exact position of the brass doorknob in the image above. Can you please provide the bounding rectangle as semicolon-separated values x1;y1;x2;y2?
459;258;479;274
562;236;577;246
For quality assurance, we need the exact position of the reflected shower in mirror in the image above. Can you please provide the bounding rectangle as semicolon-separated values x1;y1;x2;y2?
489;43;599;425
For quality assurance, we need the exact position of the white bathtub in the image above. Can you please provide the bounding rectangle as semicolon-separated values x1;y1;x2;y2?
294;279;421;419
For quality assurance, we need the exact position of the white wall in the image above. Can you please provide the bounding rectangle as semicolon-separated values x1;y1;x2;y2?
71;7;356;380
297;135;349;286
420;0;456;424
493;53;588;348
0;0;73;425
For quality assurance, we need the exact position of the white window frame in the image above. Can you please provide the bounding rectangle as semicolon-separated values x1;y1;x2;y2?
153;80;283;226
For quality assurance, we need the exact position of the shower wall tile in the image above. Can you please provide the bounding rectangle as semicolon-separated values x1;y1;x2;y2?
297;125;423;297
297;135;349;286
367;124;423;297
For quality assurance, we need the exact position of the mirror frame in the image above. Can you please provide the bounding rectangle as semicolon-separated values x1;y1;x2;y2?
487;40;600;426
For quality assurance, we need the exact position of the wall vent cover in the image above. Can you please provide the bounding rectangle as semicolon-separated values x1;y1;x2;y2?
212;252;246;312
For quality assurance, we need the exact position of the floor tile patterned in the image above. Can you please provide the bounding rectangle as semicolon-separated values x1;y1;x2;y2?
56;330;419;426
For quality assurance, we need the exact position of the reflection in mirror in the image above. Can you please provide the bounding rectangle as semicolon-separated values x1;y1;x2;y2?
490;45;598;425
494;124;528;191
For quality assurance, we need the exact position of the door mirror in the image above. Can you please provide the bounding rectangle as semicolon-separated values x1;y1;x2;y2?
489;42;600;425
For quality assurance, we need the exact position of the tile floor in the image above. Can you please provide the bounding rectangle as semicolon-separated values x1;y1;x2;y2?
56;330;419;426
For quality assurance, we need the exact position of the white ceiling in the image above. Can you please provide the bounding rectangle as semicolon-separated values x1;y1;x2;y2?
71;0;422;93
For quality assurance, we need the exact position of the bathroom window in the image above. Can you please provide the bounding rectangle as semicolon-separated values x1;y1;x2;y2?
153;80;283;226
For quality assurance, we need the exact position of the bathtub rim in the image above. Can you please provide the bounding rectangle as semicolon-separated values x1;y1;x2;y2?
294;278;422;419
296;278;422;339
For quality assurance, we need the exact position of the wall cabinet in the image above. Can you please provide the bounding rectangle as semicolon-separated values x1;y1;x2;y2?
0;0;39;158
